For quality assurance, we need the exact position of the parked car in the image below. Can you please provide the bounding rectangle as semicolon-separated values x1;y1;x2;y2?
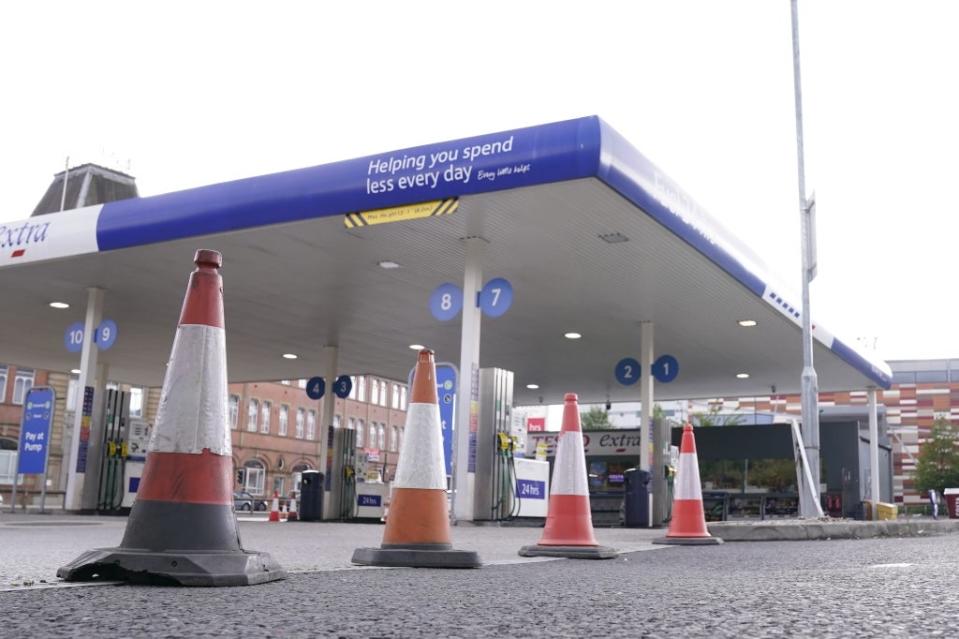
233;491;267;512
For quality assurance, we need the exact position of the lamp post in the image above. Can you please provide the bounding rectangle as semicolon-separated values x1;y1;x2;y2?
791;0;821;518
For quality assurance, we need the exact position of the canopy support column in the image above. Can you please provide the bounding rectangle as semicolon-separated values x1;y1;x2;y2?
639;321;654;473
452;237;484;522
65;287;104;512
868;387;880;520
321;345;338;519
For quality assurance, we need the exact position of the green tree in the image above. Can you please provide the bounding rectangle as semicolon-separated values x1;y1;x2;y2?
915;417;959;494
580;406;612;431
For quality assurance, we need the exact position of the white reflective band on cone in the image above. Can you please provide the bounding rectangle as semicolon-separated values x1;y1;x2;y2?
675;452;703;500
149;324;231;455
393;402;446;489
550;431;589;496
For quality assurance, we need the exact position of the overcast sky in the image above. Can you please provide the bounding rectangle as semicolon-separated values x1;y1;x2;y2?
2;1;956;361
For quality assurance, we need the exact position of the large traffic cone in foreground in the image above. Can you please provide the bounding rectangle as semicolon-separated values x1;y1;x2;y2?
653;423;722;546
519;393;618;559
352;349;480;568
57;250;287;586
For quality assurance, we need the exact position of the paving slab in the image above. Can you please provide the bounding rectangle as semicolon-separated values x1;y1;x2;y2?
709;517;959;541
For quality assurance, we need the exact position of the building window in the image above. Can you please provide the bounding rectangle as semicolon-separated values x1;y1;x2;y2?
273;476;285;496
281;380;291;386
392;384;400;409
915;370;948;384
358;376;367;403
247;398;259;432
371;379;379;406
243;460;266;495
298;379;307;389
400;386;407;410
368;422;377;449
12;369;34;405
381;382;388;407
349;377;357;400
279;405;289;436
390;426;399;452
333;414;341;429
0;366;6;403
356;419;365;447
261;401;272;434
377;423;386;450
307;410;317;440
228;394;239;429
295;408;305;439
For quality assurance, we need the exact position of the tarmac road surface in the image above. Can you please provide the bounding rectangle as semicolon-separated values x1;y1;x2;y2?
0;516;956;638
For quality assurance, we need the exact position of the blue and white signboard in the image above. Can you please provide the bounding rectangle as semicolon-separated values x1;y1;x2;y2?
17;387;54;474
95;319;118;350
306;376;325;400
64;318;119;352
64;322;84;353
429;283;463;321
614;357;641;386
516;479;546;499
408;362;457;477
333;375;353;399
652;354;679;383
479;277;513;318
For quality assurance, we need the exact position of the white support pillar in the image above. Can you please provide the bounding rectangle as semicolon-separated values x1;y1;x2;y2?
321;345;338;519
64;287;104;511
639;321;654;472
452;237;484;522
79;362;109;511
868;387;880;520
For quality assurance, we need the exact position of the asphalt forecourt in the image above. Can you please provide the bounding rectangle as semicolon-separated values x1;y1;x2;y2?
1;534;956;638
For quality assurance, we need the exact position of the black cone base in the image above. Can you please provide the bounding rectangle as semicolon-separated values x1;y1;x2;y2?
652;536;723;546
518;544;619;559
57;548;287;587
352;546;481;568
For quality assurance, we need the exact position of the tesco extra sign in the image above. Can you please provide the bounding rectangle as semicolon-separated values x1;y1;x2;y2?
525;431;643;457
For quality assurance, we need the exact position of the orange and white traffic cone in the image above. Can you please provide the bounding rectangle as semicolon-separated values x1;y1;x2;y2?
352;348;480;568
287;495;298;522
519;393;618;559
654;423;722;546
57;250;287;585
269;491;281;522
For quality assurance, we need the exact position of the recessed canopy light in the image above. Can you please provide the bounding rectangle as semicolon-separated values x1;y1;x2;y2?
282;353;298;360
526;384;540;390
70;369;81;375
49;302;70;309
564;332;582;340
378;260;401;269
736;373;750;379
409;344;425;350
737;319;758;327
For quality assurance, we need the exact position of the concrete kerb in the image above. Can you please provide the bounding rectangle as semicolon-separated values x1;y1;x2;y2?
708;518;959;542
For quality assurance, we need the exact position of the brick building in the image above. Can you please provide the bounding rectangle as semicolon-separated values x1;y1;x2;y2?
1;359;407;507
228;374;409;498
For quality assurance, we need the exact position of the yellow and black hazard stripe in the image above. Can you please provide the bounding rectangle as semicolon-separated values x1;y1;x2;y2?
430;198;458;217
344;212;367;228
344;197;459;229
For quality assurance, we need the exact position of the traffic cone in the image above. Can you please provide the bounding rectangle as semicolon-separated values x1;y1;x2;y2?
287;496;298;522
519;393;618;559
269;491;281;522
352;349;480;568
57;250;287;586
653;423;722;546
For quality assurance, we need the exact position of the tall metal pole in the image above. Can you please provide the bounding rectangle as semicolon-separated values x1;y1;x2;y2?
791;0;821;518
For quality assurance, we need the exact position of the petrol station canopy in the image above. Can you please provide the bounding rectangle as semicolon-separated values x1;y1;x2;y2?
0;116;892;404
